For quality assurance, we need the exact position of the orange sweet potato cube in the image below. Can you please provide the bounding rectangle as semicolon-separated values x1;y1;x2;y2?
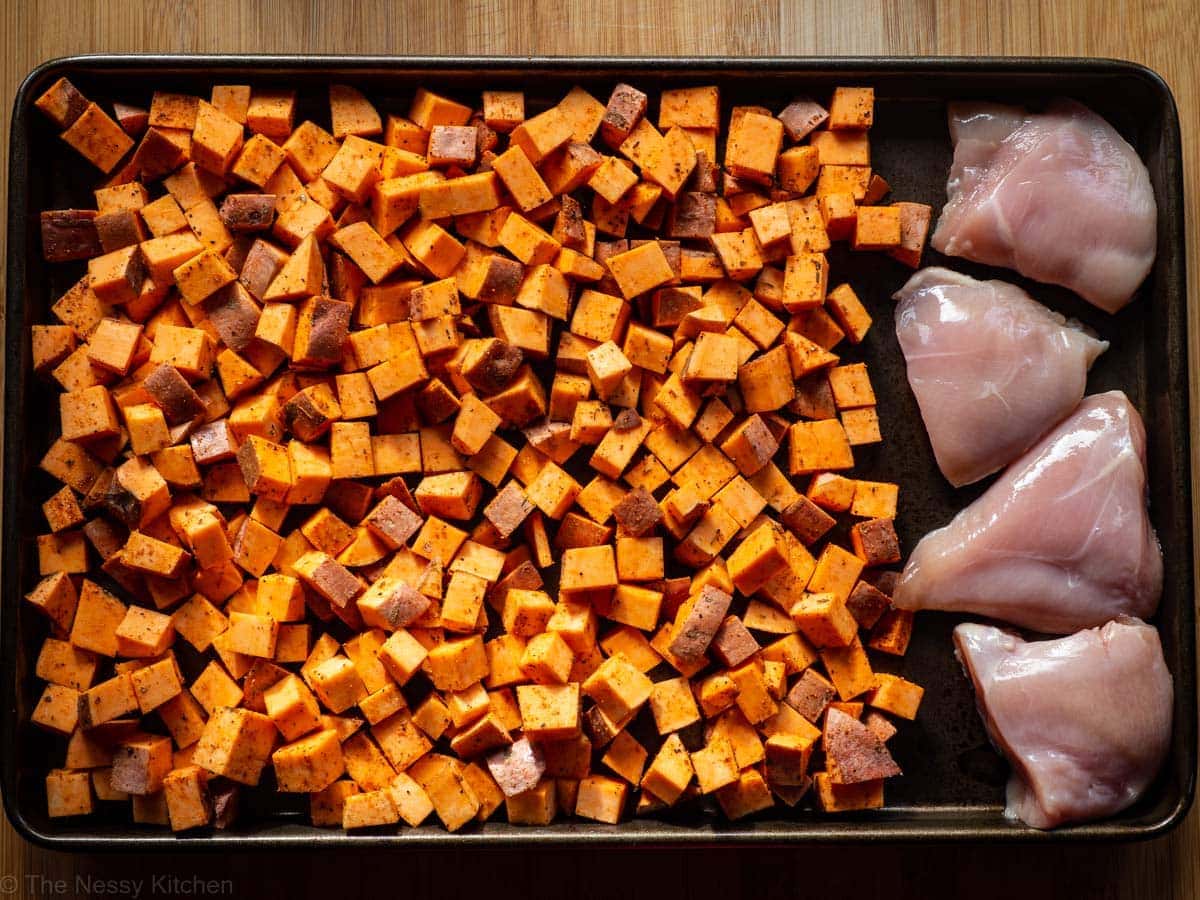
828;87;874;130
272;728;345;793
790;591;858;649
575;774;628;824
46;769;94;817
192;706;277;785
516;683;580;740
725;112;783;184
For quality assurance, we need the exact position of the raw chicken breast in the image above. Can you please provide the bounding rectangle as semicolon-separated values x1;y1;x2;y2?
954;618;1172;829
894;391;1162;633
932;100;1157;313
894;267;1108;486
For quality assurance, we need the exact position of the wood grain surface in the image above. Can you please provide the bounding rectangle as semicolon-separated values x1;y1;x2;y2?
1;1;1197;898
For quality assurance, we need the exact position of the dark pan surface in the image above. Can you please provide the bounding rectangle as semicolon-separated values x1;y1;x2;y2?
3;55;1192;849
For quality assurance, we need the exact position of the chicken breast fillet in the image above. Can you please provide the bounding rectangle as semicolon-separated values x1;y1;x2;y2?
894;391;1162;633
932;100;1157;313
954;618;1172;829
894;267;1108;486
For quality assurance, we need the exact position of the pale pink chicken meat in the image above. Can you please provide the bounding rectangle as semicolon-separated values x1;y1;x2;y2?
932;100;1157;313
954;618;1172;829
894;391;1162;633
894;267;1108;486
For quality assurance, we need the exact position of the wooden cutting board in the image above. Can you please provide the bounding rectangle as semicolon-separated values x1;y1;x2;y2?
0;2;1195;899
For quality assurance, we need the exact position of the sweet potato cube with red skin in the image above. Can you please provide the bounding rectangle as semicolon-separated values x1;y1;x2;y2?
845;580;892;630
611;486;662;537
720;415;779;476
35;76;89;129
667;585;732;662
487;736;545;798
42;210;102;263
781;495;836;545
600;83;648;149
710;616;760;668
777;97;829;141
142;363;205;425
293;551;361;608
361;495;422;550
426;124;478;168
850;517;901;567
823;706;899;784
786;668;838;722
280;385;340;443
111;734;173;795
219;193;276;232
482;481;534;540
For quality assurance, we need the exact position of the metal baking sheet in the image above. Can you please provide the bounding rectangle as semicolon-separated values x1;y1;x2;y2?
3;55;1192;848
